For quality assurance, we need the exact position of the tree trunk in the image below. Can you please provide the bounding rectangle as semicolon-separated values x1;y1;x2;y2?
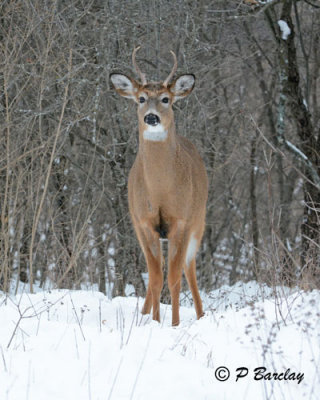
279;1;320;287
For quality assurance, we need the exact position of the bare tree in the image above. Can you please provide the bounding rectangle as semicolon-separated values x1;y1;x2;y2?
0;0;319;296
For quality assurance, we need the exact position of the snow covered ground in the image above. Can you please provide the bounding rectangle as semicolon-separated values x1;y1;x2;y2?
0;281;319;400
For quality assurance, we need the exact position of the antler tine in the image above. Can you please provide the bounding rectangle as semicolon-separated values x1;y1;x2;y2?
132;46;147;86
163;50;178;87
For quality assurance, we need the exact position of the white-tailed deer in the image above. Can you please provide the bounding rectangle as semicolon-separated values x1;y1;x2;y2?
110;47;208;326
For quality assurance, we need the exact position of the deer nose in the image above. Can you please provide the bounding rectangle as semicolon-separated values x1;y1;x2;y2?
144;113;160;126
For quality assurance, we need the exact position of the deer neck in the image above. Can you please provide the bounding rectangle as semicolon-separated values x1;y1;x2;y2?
138;120;178;187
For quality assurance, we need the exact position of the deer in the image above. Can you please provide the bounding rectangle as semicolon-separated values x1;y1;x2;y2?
110;47;208;326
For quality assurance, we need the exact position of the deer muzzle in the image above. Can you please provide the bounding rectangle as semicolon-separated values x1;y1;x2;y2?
144;113;160;126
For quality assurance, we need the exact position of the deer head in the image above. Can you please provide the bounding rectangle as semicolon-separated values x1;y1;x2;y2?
110;47;195;142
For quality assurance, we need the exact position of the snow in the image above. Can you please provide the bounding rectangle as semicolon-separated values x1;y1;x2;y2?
0;281;319;399
278;20;291;40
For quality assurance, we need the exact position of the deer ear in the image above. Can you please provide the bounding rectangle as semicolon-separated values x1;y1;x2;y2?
110;73;139;100
170;74;195;102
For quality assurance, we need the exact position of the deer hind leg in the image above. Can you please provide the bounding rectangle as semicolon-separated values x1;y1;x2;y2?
184;232;204;320
168;223;190;326
169;226;204;325
142;285;152;316
135;225;163;322
184;258;204;320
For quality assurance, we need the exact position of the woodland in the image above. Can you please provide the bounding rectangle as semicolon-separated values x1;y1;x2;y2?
0;0;319;297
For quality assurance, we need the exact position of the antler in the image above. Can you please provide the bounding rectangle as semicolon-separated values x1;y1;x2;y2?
163;51;178;87
132;46;147;86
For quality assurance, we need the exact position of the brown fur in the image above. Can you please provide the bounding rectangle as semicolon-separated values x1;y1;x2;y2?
110;68;208;326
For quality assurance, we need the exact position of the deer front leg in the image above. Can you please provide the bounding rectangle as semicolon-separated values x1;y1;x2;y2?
135;225;163;322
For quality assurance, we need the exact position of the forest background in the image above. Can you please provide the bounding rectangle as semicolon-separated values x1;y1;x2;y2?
0;0;319;299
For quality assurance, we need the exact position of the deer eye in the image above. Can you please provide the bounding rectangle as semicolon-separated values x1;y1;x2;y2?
161;97;169;104
139;96;146;104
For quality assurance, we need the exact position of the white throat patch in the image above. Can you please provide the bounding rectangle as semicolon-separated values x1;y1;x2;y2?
143;124;168;142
